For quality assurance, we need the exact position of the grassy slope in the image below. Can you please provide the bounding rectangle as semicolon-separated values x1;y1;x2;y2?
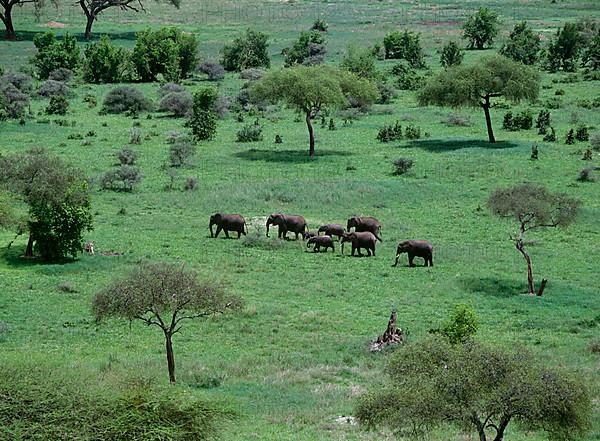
0;1;599;440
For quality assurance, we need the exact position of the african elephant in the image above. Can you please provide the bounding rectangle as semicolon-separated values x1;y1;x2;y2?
341;231;378;257
266;213;307;240
303;231;317;240
392;240;433;267
347;216;382;241
209;213;247;239
317;224;346;240
307;235;335;253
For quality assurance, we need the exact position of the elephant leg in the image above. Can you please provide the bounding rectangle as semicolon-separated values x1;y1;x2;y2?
393;255;399;267
371;246;375;257
237;230;241;239
224;229;230;239
357;246;363;257
409;254;415;267
215;226;222;238
429;254;434;267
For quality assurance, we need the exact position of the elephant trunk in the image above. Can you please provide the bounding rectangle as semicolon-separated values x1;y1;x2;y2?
266;221;271;237
306;240;311;248
341;242;345;254
209;222;214;238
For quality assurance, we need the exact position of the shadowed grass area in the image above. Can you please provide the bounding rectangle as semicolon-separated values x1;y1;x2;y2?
234;148;353;163
405;139;520;152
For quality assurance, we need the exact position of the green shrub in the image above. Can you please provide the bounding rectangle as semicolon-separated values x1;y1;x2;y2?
103;86;152;114
311;19;328;32
169;138;197;167
566;128;575;144
503;110;533;131
116;147;139;166
500;21;541;65
37;80;70;98
404;124;421;140
390;62;425;90
535;109;551;134
236;121;263;142
282;30;326;67
577;166;596;182
383;30;425;67
45;95;69;115
439;304;479;344
543;127;557;142
83;35;127;83
0;71;33;94
222;29;270;71
340;45;377;79
100;165;142;191
132;27;198;82
462;7;499;50
544;22;583;72
197;59;225;81
187;88;218;141
158;91;193;117
375;81;396;104
575;126;589;141
392;157;414;175
32;32;80;79
0;83;28;119
439;41;463;68
591;132;600;150
377;121;402;142
48;67;73;82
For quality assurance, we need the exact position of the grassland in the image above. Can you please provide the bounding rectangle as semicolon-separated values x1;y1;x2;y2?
0;1;599;440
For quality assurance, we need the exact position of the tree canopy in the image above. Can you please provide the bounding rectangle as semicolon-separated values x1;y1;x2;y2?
418;55;539;142
462;7;500;50
0;148;93;261
93;262;241;383
251;65;377;156
356;338;591;441
500;21;541;65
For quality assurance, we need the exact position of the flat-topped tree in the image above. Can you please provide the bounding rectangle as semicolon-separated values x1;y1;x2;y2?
251;65;377;157
488;183;580;296
418;55;539;143
79;0;181;39
93;262;241;384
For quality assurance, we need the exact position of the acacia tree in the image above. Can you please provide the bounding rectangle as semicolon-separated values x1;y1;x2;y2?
500;21;541;65
0;148;93;261
93;262;241;384
488;183;580;296
356;338;591;441
418;55;539;143
79;0;181;39
251;65;377;157
1;0;55;40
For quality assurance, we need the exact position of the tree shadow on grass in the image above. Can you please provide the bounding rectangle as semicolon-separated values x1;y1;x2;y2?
6;30;138;42
234;149;352;163
1;246;73;268
460;276;526;298
405;139;519;153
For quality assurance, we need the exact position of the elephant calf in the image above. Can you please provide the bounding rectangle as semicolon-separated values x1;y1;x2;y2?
341;231;378;257
209;213;247;239
307;235;335;253
317;223;346;240
393;240;433;267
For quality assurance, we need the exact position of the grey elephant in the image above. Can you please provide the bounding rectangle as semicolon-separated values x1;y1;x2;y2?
317;223;346;240
306;235;335;253
392;240;433;267
340;231;378;257
347;216;382;241
209;213;247;238
266;213;308;240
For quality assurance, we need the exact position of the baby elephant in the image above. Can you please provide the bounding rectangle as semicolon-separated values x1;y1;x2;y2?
341;231;378;257
303;231;317;240
393;240;433;267
317;223;346;240
307;235;335;253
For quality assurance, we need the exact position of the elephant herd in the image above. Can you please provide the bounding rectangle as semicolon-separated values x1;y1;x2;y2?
209;212;434;267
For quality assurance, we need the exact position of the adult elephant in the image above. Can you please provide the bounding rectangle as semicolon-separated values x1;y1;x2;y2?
266;213;307;240
347;216;382;241
392;240;433;267
209;213;247;239
341;231;378;257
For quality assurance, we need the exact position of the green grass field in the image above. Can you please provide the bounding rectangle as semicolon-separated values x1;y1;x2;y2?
1;1;599;439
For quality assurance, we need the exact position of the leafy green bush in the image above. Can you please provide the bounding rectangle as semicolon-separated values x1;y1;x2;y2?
236;121;263;142
544;23;583;72
566;128;575;145
377;121;402;142
390;62;425;90
48;67;73;82
187;88;218;141
575;126;589;141
197;59;225;81
543;127;557;142
132;27;198;82
103;86;152;114
375;81;396;104
535;109;551;134
462;7;499;50
577;166;596;182
282;30;326;67
116;147;139;166
32;32;80;79
83;35;128;83
591;132;600;150
100;165;142;192
340;45;377;79
0;71;33;94
500;21;541;65
0;83;28;119
45;95;69;115
169;138;196;167
392;157;414;175
438;40;463;68
383;30;425;67
439;304;479;344
404;124;422;140
222;29;270;71
311;18;328;32
503;110;533;131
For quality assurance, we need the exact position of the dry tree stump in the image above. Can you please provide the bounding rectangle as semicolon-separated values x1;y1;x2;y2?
369;310;404;352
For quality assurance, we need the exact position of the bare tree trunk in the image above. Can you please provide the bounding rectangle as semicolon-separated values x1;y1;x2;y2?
25;233;34;257
164;331;176;384
84;14;95;39
515;228;535;295
482;97;496;143
1;4;16;40
306;111;315;157
537;278;547;296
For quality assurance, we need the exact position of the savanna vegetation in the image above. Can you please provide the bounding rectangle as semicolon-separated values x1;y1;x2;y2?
0;1;599;440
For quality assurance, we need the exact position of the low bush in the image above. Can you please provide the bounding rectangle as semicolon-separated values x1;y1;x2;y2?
48;68;73;82
158;91;193;117
0;72;33;94
377;121;403;142
0;83;29;119
575;126;589;142
236;121;263;142
45;96;69;115
376;81;396;104
158;82;186;97
535;109;551;134
129;128;142;145
312;18;328;32
446;114;471;126
83;93;97;108
392;157;414;175
197;60;225;81
103;86;152;114
116;147;139;166
183;177;198;191
591;132;600;151
37;80;70;98
100;165;142;191
213;94;230;118
169;138;197;167
565;129;575;145
83;35;127;83
239;68;265;81
543;127;557;142
405;124;422;140
503;110;533;131
222;29;270;71
577;166;596;182
32;31;80;79
545;97;563;109
390;62;425;90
